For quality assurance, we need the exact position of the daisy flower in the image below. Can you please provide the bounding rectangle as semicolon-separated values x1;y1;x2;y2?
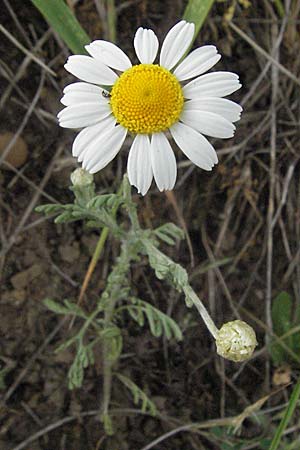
58;20;242;195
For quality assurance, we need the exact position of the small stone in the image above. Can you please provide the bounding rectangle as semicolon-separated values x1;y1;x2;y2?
10;264;43;290
59;241;80;263
81;234;99;256
23;249;38;266
273;365;291;386
40;87;61;115
1;289;26;305
54;347;74;365
0;132;28;169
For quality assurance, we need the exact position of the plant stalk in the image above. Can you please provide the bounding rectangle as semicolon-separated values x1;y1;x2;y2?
183;285;219;339
101;242;132;420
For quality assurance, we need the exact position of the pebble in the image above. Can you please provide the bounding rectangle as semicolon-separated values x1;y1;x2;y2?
0;131;28;169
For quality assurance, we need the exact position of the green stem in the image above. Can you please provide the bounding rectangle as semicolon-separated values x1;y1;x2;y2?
269;378;300;450
183;285;219;339
102;311;115;418
101;242;132;420
143;240;219;340
273;0;285;18
90;227;109;270
123;174;139;231
106;0;117;43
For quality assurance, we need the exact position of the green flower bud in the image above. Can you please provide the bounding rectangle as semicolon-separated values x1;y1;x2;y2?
70;168;95;206
70;168;94;187
216;320;257;362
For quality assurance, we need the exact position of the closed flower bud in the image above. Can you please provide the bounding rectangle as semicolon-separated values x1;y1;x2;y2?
216;320;257;362
70;168;95;206
70;168;94;187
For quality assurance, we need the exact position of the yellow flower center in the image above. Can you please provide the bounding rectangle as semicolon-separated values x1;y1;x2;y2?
110;64;184;134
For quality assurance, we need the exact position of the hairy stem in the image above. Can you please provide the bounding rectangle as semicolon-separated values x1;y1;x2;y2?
101;242;132;419
183;285;219;339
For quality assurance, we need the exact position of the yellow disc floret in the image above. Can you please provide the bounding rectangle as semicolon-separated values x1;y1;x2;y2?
110;64;184;134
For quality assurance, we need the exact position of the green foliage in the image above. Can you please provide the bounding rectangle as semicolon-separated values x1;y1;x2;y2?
31;0;231;434
143;240;189;292
31;0;90;54
35;203;65;215
221;444;243;450
270;292;300;365
38;175;210;429
86;193;121;210
210;426;273;450
273;0;285;18
101;413;114;436
44;298;102;389
269;378;300;450
36;203;85;224
260;440;273;450
210;427;248;449
68;340;95;389
44;298;86;318
183;0;215;39
101;326;123;362
36;193;123;236
116;374;157;416
126;297;183;341
154;222;185;246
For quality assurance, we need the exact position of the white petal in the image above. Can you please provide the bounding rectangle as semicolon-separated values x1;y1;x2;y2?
77;120;116;163
150;133;177;191
64;55;118;86
85;40;132;71
61;82;106;106
134;28;159;64
184;98;242;122
61;91;102;106
183;71;241;99
174;46;221;81
160;20;195;70
127;135;153;195
180;110;235;138
82;125;127;173
63;82;103;95
170;122;218;170
79;123;116;164
72;116;116;158
57;102;111;128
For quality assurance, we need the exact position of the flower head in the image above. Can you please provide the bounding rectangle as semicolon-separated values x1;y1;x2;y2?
216;320;257;362
58;21;242;195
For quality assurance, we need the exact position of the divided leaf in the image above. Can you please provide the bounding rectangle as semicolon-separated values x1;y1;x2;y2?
44;298;86;318
116;373;157;416
154;222;185;246
143;240;188;291
87;194;116;210
127;297;183;341
68;341;95;389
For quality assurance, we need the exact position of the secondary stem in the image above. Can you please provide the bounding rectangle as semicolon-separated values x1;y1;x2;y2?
183;285;219;339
